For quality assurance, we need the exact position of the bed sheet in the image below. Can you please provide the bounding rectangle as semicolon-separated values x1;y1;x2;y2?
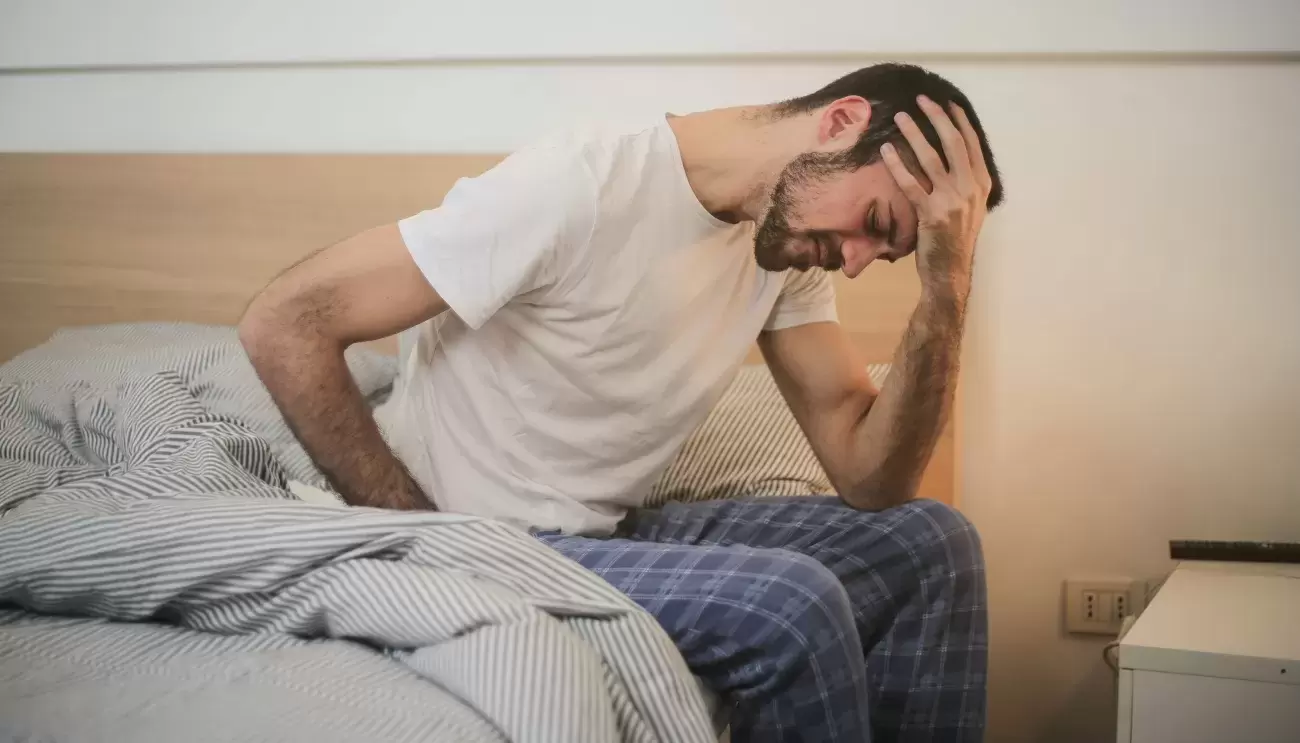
0;323;716;743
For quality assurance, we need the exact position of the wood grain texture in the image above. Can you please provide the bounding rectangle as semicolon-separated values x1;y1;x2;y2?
0;153;952;504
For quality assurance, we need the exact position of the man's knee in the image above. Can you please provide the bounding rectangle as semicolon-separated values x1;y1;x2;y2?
873;500;986;620
742;550;857;651
781;551;856;621
716;550;861;699
893;499;984;572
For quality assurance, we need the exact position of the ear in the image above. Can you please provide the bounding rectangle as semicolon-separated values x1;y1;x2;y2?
817;96;871;146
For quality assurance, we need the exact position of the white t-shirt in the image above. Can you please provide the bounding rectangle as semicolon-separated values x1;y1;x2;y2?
374;117;836;536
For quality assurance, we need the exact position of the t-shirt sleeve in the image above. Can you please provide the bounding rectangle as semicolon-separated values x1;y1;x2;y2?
397;145;596;330
763;268;839;331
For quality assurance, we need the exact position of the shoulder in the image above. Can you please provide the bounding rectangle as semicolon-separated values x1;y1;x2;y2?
462;134;597;205
429;132;604;255
464;118;662;219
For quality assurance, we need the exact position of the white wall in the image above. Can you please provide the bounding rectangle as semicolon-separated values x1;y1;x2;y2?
3;3;1299;741
3;0;1297;69
958;62;1300;742
2;1;1298;152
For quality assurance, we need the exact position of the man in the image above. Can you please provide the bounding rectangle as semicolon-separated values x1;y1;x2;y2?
240;62;1003;742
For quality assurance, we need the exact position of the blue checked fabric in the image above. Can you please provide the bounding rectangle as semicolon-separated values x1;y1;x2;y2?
537;496;987;743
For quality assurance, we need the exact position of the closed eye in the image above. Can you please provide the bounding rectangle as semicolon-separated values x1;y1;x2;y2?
865;203;889;240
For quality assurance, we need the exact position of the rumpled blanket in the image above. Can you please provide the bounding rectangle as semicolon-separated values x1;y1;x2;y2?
0;323;715;743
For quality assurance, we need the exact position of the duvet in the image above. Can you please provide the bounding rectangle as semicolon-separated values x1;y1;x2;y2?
0;324;715;743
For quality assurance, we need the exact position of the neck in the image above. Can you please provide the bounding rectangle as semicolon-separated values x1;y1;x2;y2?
667;105;806;224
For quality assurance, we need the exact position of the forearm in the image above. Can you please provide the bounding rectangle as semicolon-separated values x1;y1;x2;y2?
241;322;431;511
841;284;967;509
826;94;994;509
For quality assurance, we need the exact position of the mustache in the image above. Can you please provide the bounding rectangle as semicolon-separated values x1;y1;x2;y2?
755;153;850;272
809;234;844;271
779;235;843;272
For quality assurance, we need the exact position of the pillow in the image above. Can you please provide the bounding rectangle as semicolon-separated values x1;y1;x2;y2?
645;362;890;506
0;322;397;486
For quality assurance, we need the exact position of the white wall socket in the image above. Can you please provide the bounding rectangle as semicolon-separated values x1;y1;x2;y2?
1064;577;1145;635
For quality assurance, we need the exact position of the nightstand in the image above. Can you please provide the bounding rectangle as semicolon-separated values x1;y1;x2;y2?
1116;561;1300;743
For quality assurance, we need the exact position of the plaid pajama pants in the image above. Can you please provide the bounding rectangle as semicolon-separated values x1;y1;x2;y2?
535;497;987;743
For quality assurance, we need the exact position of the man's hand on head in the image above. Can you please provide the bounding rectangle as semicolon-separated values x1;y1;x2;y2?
763;96;998;510
880;96;994;303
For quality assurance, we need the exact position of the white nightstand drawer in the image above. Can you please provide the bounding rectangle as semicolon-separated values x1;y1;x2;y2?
1120;669;1300;743
1116;562;1299;743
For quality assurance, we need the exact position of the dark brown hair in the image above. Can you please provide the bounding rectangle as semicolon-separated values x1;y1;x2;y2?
775;63;1004;210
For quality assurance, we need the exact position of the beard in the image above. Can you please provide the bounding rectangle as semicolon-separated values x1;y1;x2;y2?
753;150;848;272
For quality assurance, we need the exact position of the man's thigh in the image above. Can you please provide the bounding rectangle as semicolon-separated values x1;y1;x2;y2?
533;532;855;660
536;532;872;738
620;495;977;566
537;531;818;618
619;495;851;547
613;498;988;741
618;495;986;632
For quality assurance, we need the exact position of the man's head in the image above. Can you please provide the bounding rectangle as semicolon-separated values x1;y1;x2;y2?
753;63;1004;278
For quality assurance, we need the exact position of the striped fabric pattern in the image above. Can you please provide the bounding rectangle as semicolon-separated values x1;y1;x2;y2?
0;323;715;743
0;322;397;489
646;362;890;506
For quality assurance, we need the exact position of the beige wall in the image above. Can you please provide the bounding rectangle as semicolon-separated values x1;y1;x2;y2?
959;62;1300;742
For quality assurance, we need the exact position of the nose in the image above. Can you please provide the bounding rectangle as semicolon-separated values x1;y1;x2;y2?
838;239;876;279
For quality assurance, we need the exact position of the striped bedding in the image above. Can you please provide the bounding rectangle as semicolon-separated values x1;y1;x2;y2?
647;361;890;506
0;323;715;743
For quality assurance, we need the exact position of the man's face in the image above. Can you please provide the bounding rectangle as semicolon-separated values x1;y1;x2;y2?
754;154;920;279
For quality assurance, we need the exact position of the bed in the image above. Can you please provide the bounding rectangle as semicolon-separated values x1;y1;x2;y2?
0;154;957;741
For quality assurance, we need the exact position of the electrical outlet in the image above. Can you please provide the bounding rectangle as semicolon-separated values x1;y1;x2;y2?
1082;590;1100;621
1064;578;1144;635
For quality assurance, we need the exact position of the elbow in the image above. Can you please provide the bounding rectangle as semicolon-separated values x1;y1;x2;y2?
238;284;345;367
237;293;280;364
839;468;920;512
238;288;318;367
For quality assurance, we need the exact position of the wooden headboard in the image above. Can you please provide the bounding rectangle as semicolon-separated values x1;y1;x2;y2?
0;153;953;503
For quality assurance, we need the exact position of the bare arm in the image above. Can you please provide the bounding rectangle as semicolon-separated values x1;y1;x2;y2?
760;295;965;510
760;97;992;510
238;223;446;510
